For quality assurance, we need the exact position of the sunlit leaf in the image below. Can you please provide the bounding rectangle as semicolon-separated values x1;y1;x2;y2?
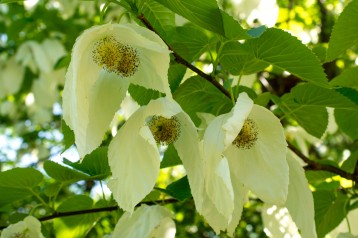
326;0;358;61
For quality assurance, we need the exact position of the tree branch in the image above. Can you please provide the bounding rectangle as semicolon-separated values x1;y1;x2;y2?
137;14;233;100
0;198;178;230
287;141;358;182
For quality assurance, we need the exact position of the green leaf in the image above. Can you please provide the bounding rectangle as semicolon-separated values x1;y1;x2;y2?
166;176;192;201
167;25;210;62
279;83;358;137
62;119;75;151
154;0;224;35
54;195;99;238
173;76;232;125
138;0;175;37
220;41;269;75
330;67;358;90
334;87;358;140
326;0;358;61
0;168;43;207
250;28;328;87
128;84;161;106
314;191;349;238
63;147;111;179
44;161;89;183
221;10;250;40
168;63;186;93
341;150;358;174
305;171;335;184
160;144;181;168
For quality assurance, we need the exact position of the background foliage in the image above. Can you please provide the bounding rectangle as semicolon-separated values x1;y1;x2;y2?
0;0;357;237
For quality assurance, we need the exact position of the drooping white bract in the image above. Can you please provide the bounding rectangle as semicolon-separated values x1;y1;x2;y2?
0;216;44;238
62;23;171;158
112;205;175;238
108;97;203;213
201;92;289;235
262;151;317;238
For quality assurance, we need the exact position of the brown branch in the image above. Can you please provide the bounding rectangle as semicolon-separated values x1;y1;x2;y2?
287;141;358;182
137;14;233;100
0;198;178;230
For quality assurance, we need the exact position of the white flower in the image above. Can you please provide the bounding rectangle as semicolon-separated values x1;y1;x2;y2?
62;23;171;157
112;205;176;238
0;56;25;99
200;92;289;234
108;97;203;213
262;151;317;238
0;216;44;238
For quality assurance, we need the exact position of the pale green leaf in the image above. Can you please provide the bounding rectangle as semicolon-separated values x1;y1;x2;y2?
250;28;328;87
326;0;358;61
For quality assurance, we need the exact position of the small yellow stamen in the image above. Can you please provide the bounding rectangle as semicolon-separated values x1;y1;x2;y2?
147;116;181;145
92;36;139;77
232;118;258;149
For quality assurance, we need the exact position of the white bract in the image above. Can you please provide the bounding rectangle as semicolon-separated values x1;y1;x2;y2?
62;23;171;158
0;56;25;99
108;97;203;213
200;92;289;234
262;151;317;238
0;216;44;238
112;205;175;238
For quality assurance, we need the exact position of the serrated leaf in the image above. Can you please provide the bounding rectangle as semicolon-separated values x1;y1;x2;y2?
173;76;232;125
247;25;266;38
220;41;269;75
168;63;186;93
335;109;358;140
154;0;224;35
44;161;89;183
330;67;358;90
167;25;209;62
63;147;111;179
221;10;250;40
128;84;161;106
326;0;358;61
160;144;181;168
166;176;192;201
61;119;75;151
138;0;175;37
54;195;99;238
0;168;43;207
279;83;358;137
314;191;349;238
250;28;328;87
